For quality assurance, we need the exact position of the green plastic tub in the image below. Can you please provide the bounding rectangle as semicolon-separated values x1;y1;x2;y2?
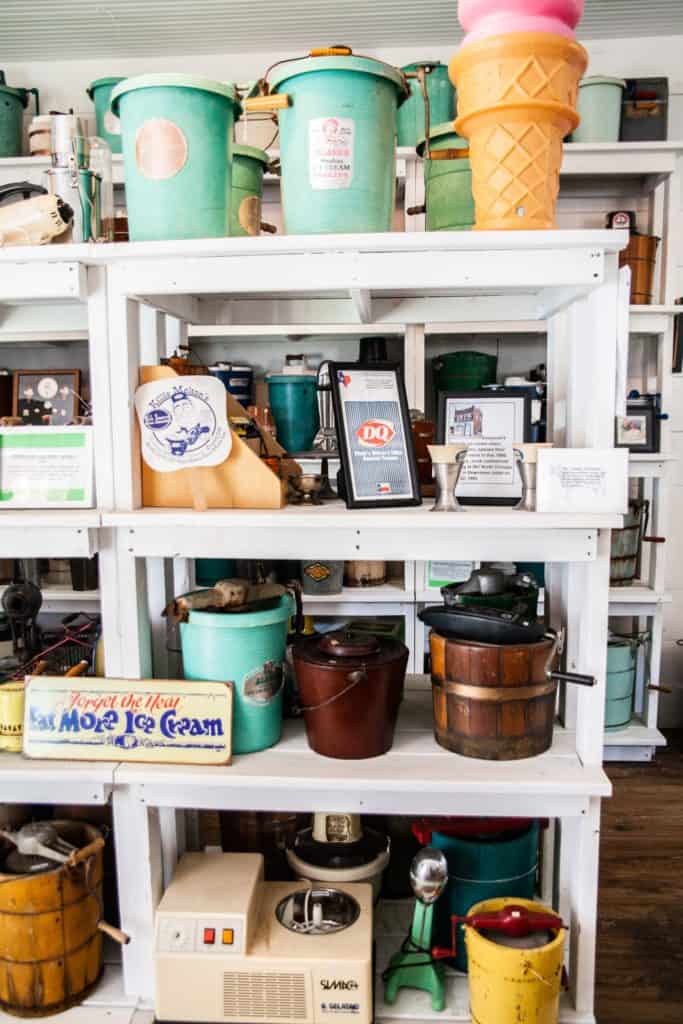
180;594;294;755
573;76;626;143
111;74;242;241
270;54;407;234
87;77;124;154
266;373;320;453
433;350;498;393
426;820;540;972
230;143;269;236
417;124;473;231
398;62;456;148
606;637;637;731
0;72;39;158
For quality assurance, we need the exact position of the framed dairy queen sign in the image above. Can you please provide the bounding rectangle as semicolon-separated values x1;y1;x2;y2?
329;362;421;508
22;677;233;765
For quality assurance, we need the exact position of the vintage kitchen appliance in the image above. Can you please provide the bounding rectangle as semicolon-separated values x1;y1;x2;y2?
155;852;373;1024
286;813;390;901
0;182;73;245
45;113;113;243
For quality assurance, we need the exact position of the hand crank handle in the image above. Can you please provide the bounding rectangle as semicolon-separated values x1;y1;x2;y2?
549;670;596;687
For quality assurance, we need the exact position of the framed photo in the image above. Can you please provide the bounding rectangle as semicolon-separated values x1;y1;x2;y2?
437;387;532;505
329;361;421;508
615;401;658;453
13;369;82;425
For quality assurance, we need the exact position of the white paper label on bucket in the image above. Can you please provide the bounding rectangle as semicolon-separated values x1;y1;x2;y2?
104;109;121;136
135;375;232;472
136;118;188;180
242;662;283;705
309;117;354;190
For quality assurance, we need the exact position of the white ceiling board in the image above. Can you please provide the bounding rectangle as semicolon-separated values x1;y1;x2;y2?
2;1;683;61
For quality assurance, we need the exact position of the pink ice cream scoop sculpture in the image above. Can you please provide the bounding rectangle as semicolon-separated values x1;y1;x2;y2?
458;0;584;45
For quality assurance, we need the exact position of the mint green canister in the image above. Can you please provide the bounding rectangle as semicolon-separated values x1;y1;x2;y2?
111;74;242;241
417;124;473;231
181;594;293;755
231;143;269;236
398;62;456;148
0;72;39;157
270;52;408;234
573;76;626;143
87;77;124;153
605;636;638;730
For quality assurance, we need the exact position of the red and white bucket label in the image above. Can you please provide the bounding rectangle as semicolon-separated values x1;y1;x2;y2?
355;419;396;447
309;117;354;190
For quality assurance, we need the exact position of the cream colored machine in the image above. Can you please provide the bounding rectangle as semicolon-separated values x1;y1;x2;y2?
155;852;374;1024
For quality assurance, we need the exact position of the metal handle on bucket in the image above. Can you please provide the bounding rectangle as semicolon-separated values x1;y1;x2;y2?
543;629;596;688
299;666;368;712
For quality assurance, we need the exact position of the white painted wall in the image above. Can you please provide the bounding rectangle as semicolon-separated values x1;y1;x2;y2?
3;31;683;723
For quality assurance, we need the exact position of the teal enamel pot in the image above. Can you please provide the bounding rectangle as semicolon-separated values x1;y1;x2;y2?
605;637;638;731
230;143;269;236
417;123;473;231
267;372;320;453
87;77;124;153
180;594;294;754
111;74;242;241
269;52;408;234
0;72;39;157
416;818;540;972
398;62;456;148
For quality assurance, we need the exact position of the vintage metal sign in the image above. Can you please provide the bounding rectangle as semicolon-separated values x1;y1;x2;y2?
22;677;233;765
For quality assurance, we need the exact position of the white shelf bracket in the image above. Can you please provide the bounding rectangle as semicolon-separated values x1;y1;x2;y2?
350;287;373;324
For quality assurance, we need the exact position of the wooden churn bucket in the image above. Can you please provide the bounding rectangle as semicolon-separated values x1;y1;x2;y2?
0;821;128;1017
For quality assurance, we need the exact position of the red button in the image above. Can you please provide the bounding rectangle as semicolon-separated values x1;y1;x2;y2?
203;928;216;945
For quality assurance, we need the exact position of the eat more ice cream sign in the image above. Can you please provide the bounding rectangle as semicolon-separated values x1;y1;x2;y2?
23;677;232;765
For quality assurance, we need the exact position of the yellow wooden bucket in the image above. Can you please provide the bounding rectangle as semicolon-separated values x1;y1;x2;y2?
464;897;565;1024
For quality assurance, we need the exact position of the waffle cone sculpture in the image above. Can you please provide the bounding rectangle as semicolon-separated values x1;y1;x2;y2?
449;32;587;230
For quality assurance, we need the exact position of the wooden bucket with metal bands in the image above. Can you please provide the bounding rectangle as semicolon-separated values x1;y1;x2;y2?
0;822;104;1017
430;632;558;761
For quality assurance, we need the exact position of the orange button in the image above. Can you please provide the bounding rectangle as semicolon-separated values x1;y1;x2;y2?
222;928;234;946
203;928;215;945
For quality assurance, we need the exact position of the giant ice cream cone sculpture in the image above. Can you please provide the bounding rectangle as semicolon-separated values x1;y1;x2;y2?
450;2;587;230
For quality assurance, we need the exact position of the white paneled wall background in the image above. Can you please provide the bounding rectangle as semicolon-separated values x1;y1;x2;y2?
1;28;682;723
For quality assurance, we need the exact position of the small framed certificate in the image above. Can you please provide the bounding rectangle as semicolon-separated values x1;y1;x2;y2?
329;362;421;508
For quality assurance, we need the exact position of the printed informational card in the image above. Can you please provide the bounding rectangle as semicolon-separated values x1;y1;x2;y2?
0;426;94;508
23;677;233;765
536;448;629;514
330;363;421;508
135;375;231;472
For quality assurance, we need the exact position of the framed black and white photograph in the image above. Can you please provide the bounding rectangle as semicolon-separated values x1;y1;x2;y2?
329;361;421;508
437;387;532;504
12;369;82;426
615;401;658;453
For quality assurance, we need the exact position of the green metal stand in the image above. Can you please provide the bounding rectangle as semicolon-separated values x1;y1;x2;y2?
384;901;446;1012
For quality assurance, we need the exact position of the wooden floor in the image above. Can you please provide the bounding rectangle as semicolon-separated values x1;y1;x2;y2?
596;731;683;1023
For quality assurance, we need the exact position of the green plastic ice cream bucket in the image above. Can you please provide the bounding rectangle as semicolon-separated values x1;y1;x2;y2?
267;373;320;453
270;53;408;234
427;820;539;972
397;62;456;148
572;76;626;143
0;72;39;158
605;637;637;730
417;124;473;231
111;74;241;241
87;77;124;154
230;143;269;236
433;350;498;393
180;594;293;754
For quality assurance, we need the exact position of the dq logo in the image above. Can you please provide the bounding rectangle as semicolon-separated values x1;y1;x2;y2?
356;420;395;447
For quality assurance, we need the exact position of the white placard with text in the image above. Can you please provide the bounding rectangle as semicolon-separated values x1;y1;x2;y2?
536;448;629;514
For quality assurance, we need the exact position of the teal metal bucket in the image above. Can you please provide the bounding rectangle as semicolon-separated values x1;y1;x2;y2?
417;124;473;231
573;76;625;143
606;637;637;731
230;143;269;236
111;74;241;241
181;594;293;755
433;350;498;393
427;821;539;972
267;374;320;453
0;72;39;158
87;77;124;154
398;62;456;148
270;55;407;234
195;559;236;588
